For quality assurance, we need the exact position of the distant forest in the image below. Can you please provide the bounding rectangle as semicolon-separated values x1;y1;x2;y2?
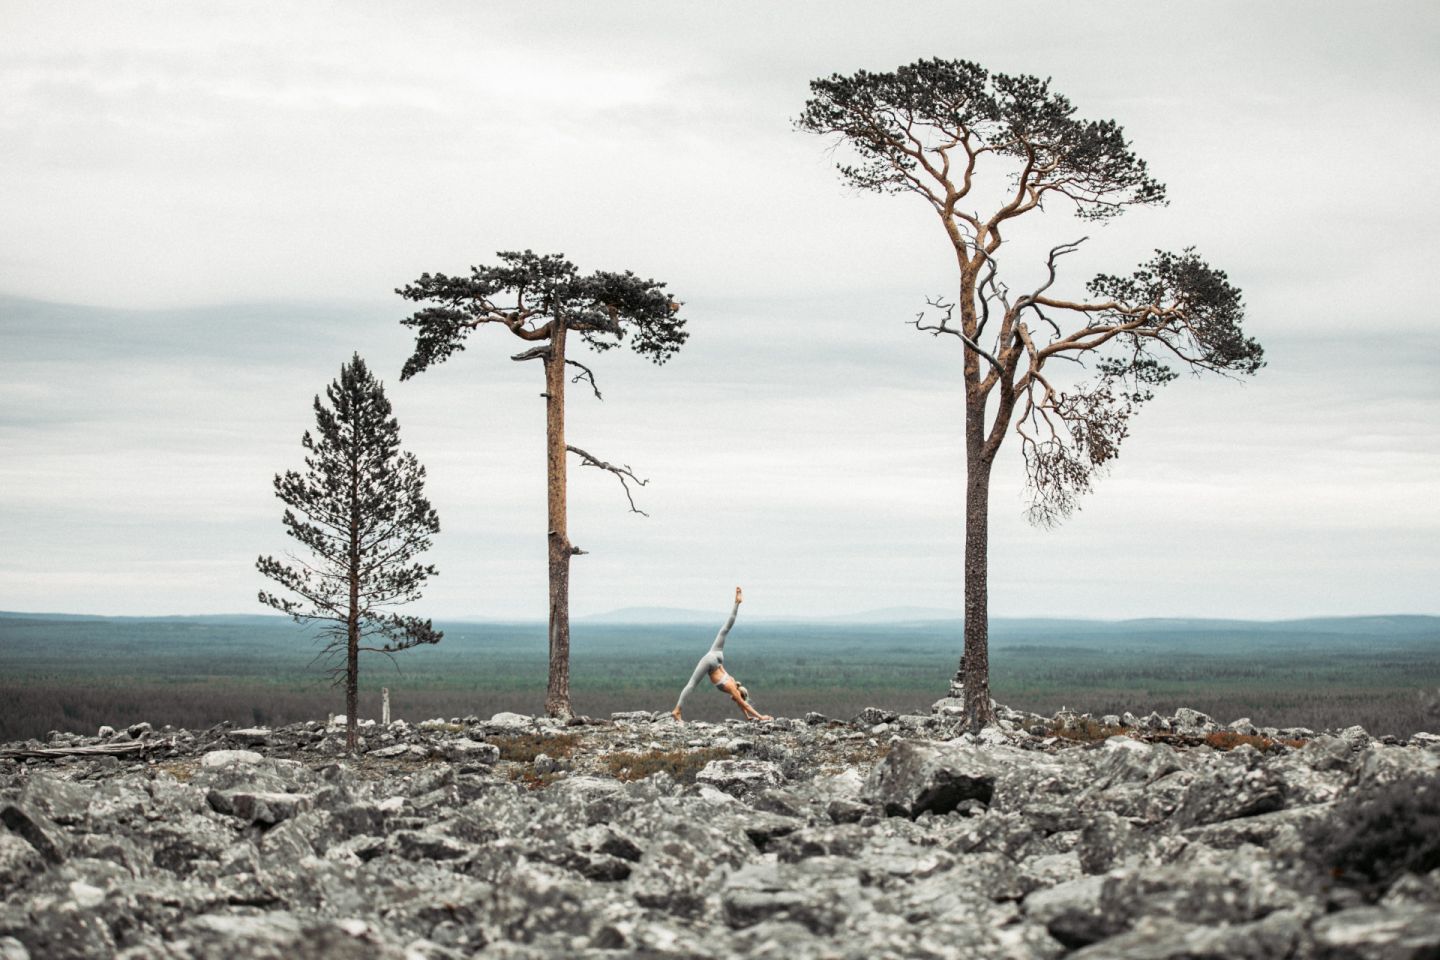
2;613;1438;742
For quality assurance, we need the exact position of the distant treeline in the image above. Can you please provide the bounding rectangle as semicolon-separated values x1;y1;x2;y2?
3;615;1438;742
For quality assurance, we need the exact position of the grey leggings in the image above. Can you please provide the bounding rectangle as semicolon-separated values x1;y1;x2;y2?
674;599;740;710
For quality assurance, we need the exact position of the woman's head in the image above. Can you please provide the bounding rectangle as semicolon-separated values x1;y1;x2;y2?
738;685;750;702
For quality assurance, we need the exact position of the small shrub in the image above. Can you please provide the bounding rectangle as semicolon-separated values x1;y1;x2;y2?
489;733;582;763
603;747;730;783
1304;772;1440;899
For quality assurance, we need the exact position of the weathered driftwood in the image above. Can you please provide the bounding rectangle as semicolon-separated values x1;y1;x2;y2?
0;739;166;761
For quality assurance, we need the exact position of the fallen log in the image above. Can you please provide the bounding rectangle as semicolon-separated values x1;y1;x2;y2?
0;739;171;760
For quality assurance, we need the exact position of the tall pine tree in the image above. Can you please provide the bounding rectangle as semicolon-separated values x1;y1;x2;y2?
799;60;1263;730
398;250;686;718
258;353;442;751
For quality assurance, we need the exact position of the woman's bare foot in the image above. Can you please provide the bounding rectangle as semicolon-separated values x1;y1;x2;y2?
671;707;684;724
735;586;743;604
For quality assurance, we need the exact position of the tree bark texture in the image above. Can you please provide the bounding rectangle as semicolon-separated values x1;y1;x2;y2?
957;280;998;732
959;453;995;732
346;449;361;753
544;319;574;719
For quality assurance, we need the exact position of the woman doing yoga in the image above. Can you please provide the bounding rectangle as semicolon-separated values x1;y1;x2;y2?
671;587;771;723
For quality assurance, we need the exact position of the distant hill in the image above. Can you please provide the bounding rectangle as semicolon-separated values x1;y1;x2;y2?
580;606;967;625
4;610;1436;638
0;611;287;626
578;607;718;625
823;606;964;623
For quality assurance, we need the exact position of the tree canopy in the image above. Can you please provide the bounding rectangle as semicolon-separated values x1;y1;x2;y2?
397;249;686;382
800;58;1263;525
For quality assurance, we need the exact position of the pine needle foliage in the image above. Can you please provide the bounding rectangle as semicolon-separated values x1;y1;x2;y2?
257;353;441;750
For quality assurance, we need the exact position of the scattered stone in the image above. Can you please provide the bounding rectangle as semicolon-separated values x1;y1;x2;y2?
0;803;66;864
485;712;533;730
367;744;425;759
206;789;312;826
0;834;41;895
199;749;264;768
1229;717;1260;736
856;706;899;726
1311;904;1440;960
1172;707;1215;733
1;709;1437;959
696;759;785;797
226;726;271;746
863;741;1006;818
438;738;499;764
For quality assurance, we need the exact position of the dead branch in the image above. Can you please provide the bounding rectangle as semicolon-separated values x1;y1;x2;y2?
976;259;1001;339
1016;237;1087;318
510;345;551;363
566;359;603;400
566;444;649;516
911;295;1006;376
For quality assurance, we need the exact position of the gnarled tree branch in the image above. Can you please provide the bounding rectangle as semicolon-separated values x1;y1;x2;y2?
911;295;1005;375
566;444;649;516
566;359;603;400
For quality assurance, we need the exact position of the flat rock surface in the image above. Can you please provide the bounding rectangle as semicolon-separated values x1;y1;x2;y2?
1;705;1437;958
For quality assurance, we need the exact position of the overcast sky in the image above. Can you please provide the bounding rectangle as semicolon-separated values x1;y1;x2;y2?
2;1;1437;621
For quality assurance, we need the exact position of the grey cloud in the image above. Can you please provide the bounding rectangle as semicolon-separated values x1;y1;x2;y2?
1;2;1437;618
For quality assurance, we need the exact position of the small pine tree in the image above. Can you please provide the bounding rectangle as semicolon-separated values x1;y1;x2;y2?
257;353;442;752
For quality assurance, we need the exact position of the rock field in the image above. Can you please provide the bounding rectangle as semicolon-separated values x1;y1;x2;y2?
2;700;1439;959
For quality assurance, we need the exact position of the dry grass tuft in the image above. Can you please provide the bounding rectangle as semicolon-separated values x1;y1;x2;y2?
505;768;565;791
1203;730;1308;751
843;741;893;765
153;760;198;782
602;746;731;783
489;732;583;763
1053;718;1130;742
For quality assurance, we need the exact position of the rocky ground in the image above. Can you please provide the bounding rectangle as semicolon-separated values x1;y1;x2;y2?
2;699;1439;959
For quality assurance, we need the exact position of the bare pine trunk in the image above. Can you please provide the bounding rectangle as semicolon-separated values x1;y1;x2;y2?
956;341;997;732
960;456;995;731
346;611;359;751
544;321;573;719
346;446;361;753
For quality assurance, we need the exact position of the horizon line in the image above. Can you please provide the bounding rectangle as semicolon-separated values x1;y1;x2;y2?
3;608;1438;625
